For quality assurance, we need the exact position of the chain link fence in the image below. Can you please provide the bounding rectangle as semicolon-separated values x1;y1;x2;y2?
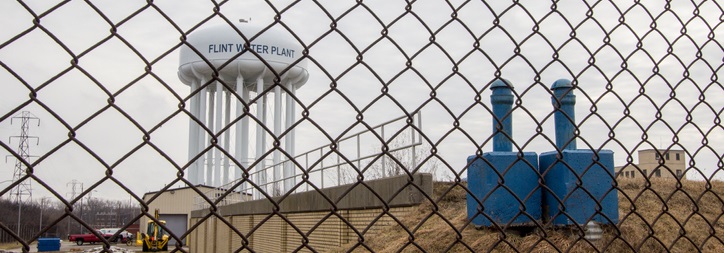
1;0;723;252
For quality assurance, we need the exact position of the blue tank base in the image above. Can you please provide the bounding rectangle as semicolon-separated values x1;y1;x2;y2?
539;149;619;226
466;152;542;228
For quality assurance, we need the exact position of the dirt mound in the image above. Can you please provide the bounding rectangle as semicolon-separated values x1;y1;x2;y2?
333;179;724;252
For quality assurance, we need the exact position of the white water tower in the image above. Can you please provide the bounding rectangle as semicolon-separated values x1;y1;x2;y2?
178;21;308;193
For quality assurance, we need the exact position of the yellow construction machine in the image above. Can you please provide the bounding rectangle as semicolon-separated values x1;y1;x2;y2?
142;209;170;252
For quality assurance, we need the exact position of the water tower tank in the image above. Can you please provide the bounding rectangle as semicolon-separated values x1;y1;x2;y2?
179;22;308;87
178;22;308;195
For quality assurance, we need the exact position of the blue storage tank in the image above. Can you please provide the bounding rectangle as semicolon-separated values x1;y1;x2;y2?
540;79;619;225
466;79;542;227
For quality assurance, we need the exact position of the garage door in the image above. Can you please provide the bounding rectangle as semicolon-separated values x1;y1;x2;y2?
159;214;188;246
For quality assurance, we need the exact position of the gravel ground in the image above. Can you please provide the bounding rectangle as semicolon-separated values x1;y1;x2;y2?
2;241;143;253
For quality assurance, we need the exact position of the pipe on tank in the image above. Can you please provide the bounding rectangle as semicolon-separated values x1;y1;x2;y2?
551;79;577;150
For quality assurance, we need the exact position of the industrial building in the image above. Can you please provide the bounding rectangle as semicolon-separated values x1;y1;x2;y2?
140;185;250;246
615;149;687;179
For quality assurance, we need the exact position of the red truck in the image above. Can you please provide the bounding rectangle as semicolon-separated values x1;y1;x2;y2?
68;230;126;245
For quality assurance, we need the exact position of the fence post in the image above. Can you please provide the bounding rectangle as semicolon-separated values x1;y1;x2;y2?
411;113;417;171
357;135;361;177
320;148;324;188
381;125;386;178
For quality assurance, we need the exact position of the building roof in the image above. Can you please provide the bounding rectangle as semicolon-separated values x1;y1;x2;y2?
142;184;215;199
639;148;684;152
142;184;252;200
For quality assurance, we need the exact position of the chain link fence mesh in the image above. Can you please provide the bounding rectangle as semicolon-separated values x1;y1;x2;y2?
1;0;723;252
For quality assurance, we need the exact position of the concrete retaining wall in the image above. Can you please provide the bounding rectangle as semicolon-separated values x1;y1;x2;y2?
191;207;416;253
189;173;432;252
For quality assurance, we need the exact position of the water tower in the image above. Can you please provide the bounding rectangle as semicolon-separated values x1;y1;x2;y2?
178;21;309;193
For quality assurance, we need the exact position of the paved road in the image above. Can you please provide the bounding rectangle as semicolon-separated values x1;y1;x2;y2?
3;240;142;253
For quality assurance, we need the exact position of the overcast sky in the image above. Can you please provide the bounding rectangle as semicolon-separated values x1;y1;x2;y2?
1;0;722;202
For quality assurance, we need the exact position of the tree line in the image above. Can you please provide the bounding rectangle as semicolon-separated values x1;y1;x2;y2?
0;197;140;242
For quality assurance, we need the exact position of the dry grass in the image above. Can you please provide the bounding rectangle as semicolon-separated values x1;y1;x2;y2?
332;179;724;252
0;242;22;250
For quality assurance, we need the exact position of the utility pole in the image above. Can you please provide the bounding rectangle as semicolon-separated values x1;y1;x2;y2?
79;185;84;233
7;111;39;239
39;197;49;236
85;190;95;229
117;201;121;227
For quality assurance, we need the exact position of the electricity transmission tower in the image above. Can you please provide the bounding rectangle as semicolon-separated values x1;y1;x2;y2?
7;111;39;237
66;180;83;234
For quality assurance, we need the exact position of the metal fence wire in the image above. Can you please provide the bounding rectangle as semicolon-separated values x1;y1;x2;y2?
1;0;723;252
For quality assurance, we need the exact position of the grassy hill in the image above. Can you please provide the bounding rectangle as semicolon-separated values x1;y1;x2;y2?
335;178;724;252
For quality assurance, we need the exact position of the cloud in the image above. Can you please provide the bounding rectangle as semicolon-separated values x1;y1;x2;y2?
1;1;722;202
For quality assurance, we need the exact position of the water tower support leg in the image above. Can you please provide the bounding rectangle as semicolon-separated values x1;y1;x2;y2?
240;81;250;191
273;84;282;195
207;87;216;186
223;89;232;186
188;80;199;184
284;81;295;192
198;78;208;185
214;81;224;187
255;76;266;198
235;75;246;184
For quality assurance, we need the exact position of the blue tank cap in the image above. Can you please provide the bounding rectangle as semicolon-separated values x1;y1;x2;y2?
491;78;514;89
551;79;572;90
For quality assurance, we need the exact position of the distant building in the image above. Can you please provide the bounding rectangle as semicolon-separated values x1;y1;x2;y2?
615;149;686;179
140;185;250;246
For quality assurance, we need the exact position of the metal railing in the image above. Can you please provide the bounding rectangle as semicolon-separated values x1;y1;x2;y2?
196;113;422;209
